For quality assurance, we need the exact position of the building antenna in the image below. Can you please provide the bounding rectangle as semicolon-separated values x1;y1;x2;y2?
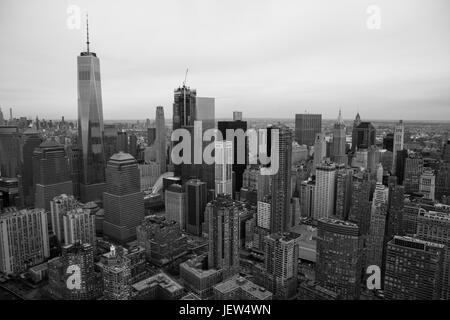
86;13;90;53
183;68;189;87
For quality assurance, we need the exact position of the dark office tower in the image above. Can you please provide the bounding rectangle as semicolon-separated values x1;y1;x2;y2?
185;179;207;236
392;120;404;175
0;108;4;125
294;114;322;146
116;131;128;153
269;124;293;233
436;162;450;201
404;154;423;194
155;106;166;174
103;152;144;244
348;172;371;236
61;242;96;300
0;126;21;178
332;110;347;165
103;124;118;160
334;164;352;220
21;128;43;206
384;236;444;300
33;140;73;211
206;195;240;279
218;113;248;193
386;178;404;240
395;149;408;184
353;122;376;151
147;128;156;146
129;133;138;158
77;19;106;203
416;210;450;299
383;133;394;152
264;232;300;299
443;140;450;162
316;218;363;300
68;146;82;199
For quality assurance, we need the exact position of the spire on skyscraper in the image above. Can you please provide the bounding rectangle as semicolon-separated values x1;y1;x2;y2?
86;14;90;53
337;109;344;125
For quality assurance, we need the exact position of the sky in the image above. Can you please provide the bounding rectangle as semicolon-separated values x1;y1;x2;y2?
0;0;449;121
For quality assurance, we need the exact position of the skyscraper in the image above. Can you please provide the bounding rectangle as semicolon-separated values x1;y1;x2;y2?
263;232;300;299
155;106;167;174
313;162;336;220
269;124;292;233
334;165;352;220
206;195;240;278
332;110;347;165
185;179;207;236
392;120;404;175
0;126;21;179
33;140;73;211
294;114;322;147
215;140;233;196
316;218;362;300
62;207;96;247
348;172;371;236
103;152;144;244
50;194;80;242
117;131;128;153
384;236;444;300
404;153;423;194
165;184;186;229
77;18;106;203
21;128;43;206
351;114;376;152
312;132;326;171
102;246;132;300
419;168;436;201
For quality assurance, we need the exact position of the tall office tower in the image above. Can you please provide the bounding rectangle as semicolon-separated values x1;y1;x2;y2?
352;120;376;152
63;207;96;247
294;113;322;146
351;113;361;152
21;128;43;206
172;85;196;176
33;140;73;211
138;161;160;191
384;236;444;300
394;149;408;184
68;146;82;199
206;195;240;279
436;162;450;202
233;111;242;121
185;179;207;236
104;124;118;160
316;218;362;300
257;197;271;230
385;177;404;240
334;165;352;220
117;131;128;153
129;134;138;158
392;120;404;175
102;246;132;300
0;126;21;178
383;133;394;152
263;232;300;299
0;108;4;125
416;210;450;299
50;194;80;242
218;114;248;193
60;242;96;300
155;106;167;174
332;110;347;165
313;162;336;220
419;169;436;201
312;132;326;171
348;172;371;236
269;125;293;233
77;20;106;203
215;141;233;196
300;180;315;218
103;152;144;244
404;154;423;194
366;184;388;271
376;163;383;183
443;140;450;162
165;184;186;229
0;208;49;274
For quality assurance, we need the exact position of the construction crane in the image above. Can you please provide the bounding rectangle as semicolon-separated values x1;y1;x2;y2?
182;68;189;87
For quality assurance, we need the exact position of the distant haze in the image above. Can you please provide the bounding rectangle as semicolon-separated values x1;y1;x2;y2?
1;0;449;121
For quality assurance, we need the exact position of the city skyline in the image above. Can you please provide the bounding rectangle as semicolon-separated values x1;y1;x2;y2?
1;0;450;120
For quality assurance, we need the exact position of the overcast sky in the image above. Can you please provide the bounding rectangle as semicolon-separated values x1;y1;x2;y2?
1;0;449;121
